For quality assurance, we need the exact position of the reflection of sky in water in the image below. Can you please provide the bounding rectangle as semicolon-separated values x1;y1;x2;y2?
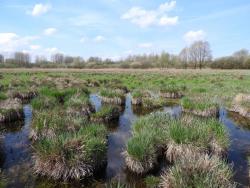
220;109;250;187
0;97;250;187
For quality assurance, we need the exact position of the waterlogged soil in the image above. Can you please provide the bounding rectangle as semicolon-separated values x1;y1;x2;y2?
0;95;249;187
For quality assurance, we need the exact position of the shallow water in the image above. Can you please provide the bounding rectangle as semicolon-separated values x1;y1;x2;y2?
0;96;249;187
220;109;250;187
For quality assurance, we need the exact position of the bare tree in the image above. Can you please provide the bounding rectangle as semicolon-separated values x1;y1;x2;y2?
189;41;212;69
233;49;249;62
159;51;170;69
179;47;189;69
35;55;48;64
64;56;74;64
0;54;4;64
14;52;30;65
51;53;64;64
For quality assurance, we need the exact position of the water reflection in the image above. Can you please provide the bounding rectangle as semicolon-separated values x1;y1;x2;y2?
220;109;250;187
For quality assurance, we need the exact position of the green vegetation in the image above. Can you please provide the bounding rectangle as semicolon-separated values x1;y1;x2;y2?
144;176;161;188
100;88;124;98
159;83;185;93
0;92;7;101
31;95;59;111
131;89;148;98
125;113;229;174
0;69;245;186
91;105;120;122
181;96;218;110
33;123;107;181
64;93;94;117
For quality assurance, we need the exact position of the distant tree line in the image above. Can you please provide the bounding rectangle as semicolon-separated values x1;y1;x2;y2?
0;41;249;69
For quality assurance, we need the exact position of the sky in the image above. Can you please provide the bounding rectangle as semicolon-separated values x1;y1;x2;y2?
0;0;250;60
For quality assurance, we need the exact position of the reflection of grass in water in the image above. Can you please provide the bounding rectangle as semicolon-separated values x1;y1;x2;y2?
0;120;24;132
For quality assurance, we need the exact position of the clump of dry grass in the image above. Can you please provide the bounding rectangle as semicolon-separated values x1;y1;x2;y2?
12;90;38;102
99;88;126;105
0;98;24;123
159;84;185;99
165;115;229;161
64;93;95;118
230;93;250;119
160;150;236;188
32;123;107;181
30;109;87;141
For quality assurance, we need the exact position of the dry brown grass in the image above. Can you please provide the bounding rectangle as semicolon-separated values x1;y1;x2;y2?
1;68;250;76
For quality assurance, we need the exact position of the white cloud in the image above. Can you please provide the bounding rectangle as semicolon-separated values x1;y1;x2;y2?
0;33;18;45
159;16;178;26
138;43;153;48
30;45;41;50
0;32;39;52
93;35;106;42
44;28;57;36
45;47;59;54
30;3;51;16
159;1;177;12
184;30;206;44
121;1;178;27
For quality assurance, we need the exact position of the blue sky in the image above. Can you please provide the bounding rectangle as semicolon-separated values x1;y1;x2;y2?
0;0;250;60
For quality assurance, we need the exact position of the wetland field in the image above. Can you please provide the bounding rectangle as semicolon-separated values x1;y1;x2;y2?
0;69;250;188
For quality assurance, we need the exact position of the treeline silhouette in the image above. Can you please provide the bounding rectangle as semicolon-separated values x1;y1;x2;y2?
0;41;249;69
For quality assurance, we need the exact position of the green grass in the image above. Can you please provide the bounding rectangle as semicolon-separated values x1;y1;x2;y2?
31;95;59;111
142;97;166;108
91;105;119;119
0;92;7;101
127;113;170;160
144;176;160;188
126;113;229;163
1;70;250;108
167;116;229;150
100;88;124;98
39;86;77;102
64;93;91;108
131;89;150;98
159;83;185;93
181;96;218;110
34;123;107;165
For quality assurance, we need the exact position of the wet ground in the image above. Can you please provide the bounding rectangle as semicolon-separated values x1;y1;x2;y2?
0;95;249;187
